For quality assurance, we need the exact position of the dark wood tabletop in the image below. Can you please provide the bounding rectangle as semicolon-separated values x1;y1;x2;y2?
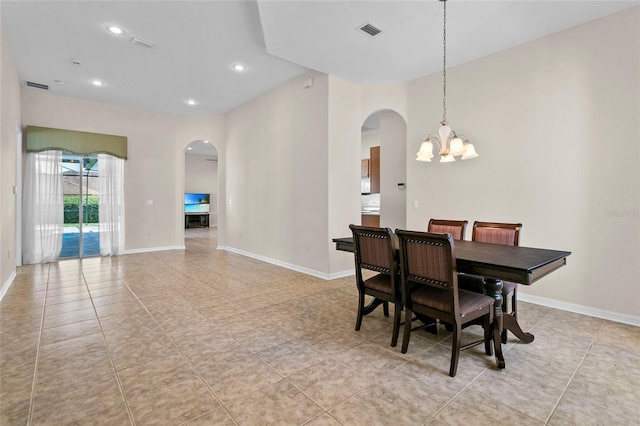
332;237;571;285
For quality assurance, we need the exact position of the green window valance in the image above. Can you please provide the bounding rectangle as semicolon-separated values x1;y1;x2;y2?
25;125;128;159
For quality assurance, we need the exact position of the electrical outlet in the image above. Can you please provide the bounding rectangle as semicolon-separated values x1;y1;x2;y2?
412;200;419;209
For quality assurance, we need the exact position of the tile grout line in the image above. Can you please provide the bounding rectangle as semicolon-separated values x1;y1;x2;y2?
81;262;136;426
543;321;604;425
107;263;237;424
26;264;50;426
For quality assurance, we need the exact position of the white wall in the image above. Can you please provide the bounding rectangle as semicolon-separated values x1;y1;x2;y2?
0;26;21;298
21;91;184;252
407;8;639;322
224;71;331;275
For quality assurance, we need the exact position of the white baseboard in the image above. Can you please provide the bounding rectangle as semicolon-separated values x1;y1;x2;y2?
0;270;17;302
219;246;341;280
122;245;185;255
519;293;640;327
327;269;355;280
220;247;639;326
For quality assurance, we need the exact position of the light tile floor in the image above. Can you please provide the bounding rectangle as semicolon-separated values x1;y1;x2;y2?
1;228;639;425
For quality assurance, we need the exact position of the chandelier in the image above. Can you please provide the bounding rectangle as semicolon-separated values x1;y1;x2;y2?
417;0;478;163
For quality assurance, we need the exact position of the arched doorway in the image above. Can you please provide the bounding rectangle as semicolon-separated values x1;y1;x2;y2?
361;110;407;230
183;140;219;243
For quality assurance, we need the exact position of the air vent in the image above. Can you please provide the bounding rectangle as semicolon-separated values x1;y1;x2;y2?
130;37;155;48
358;22;382;37
26;81;49;90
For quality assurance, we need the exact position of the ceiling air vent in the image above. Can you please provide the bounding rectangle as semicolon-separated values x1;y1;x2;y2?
130;37;155;48
358;22;382;37
26;81;49;90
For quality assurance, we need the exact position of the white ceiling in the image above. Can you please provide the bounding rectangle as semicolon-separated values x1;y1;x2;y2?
1;1;637;117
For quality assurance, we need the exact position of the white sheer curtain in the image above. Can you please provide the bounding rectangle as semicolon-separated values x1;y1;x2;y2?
98;153;124;256
22;150;64;264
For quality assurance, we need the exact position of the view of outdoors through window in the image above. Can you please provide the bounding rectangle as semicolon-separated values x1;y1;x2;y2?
61;154;100;258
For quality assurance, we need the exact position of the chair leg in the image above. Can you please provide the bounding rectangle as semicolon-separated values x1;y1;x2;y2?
401;307;413;354
449;323;462;377
355;292;364;331
390;303;401;347
383;301;389;317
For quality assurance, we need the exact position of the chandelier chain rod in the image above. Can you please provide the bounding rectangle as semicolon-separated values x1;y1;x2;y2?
442;0;447;124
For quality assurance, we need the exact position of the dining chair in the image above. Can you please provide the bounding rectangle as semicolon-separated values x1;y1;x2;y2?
349;224;402;347
471;221;522;343
396;229;494;377
427;219;468;241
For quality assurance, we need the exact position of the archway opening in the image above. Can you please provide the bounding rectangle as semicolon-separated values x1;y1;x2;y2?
361;110;407;230
183;140;218;244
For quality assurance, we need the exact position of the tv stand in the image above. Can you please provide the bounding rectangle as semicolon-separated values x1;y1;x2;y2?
185;213;209;229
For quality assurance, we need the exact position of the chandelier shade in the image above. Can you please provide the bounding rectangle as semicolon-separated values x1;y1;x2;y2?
417;0;478;163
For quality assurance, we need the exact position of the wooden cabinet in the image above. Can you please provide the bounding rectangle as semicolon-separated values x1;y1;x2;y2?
370;146;380;194
361;214;380;227
185;213;209;229
361;159;370;178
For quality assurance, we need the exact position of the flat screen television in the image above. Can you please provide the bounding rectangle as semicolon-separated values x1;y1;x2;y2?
184;193;210;214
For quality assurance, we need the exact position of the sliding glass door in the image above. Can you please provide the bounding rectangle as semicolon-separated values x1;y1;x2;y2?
61;154;100;258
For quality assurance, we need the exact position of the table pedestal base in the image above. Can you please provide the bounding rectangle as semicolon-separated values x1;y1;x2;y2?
503;314;534;343
483;278;535;368
484;278;505;369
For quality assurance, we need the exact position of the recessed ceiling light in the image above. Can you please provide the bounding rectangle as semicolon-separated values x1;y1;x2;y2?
187;147;192;150
203;140;209;143
91;79;104;87
55;80;65;85
187;99;196;106
107;25;123;35
233;64;245;72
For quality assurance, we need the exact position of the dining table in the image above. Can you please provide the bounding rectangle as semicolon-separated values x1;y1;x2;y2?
332;236;571;369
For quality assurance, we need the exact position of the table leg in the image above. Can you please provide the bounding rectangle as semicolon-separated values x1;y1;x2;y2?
483;278;505;369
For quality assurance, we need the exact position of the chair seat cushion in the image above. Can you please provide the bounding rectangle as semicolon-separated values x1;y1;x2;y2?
502;281;517;295
411;286;494;316
364;274;392;294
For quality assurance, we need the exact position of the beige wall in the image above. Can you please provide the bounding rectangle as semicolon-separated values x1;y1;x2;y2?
224;71;332;275
0;26;21;297
407;8;639;321
379;111;406;230
361;129;379;157
21;91;184;252
4;8;638;323
328;75;362;276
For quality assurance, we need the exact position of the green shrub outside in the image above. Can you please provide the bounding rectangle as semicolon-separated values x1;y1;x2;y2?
64;195;99;224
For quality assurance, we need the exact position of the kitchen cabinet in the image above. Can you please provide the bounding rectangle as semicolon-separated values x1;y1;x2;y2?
361;214;380;227
370;146;380;194
361;159;370;178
